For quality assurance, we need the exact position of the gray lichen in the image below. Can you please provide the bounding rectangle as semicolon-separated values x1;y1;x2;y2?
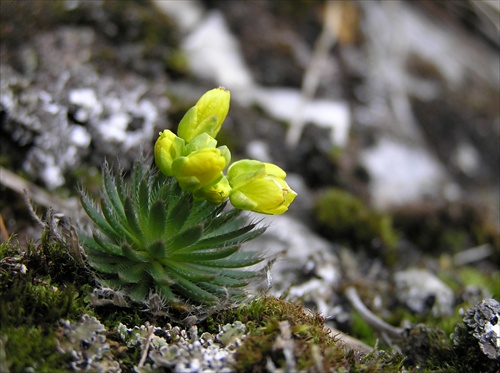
119;321;247;372
56;314;120;372
452;298;500;361
1;26;169;189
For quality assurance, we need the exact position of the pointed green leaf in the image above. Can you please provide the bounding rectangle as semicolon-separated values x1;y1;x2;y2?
128;282;150;302
80;193;119;241
147;240;167;259
88;256;130;274
101;197;142;247
210;274;250;288
168;225;203;252
122;244;150;263
202;207;242;236
170;273;218;305
117;172;129;206
186;225;265;251
194;251;263;268
149;261;174;286
92;233;125;256
124;196;146;243
101;278;127;289
103;164;127;224
187;264;258;280
170;246;238;261
183;200;214;227
118;263;147;283
81;234;119;256
148;200;167;238
166;194;191;236
198;282;247;298
164;261;216;282
132;160;147;194
137;178;151;228
156;284;176;303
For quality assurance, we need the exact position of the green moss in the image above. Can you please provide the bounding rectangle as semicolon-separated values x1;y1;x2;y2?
392;201;500;256
2;325;71;373
1;240;88;325
350;312;378;347
314;188;398;263
0;236;95;371
212;296;404;372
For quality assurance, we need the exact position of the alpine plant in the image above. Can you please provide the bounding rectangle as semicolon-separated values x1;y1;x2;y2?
80;87;297;312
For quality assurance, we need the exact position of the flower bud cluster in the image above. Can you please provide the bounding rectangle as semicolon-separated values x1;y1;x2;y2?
155;87;297;214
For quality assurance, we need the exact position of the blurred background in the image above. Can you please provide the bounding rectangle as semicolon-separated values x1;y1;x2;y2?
1;0;499;330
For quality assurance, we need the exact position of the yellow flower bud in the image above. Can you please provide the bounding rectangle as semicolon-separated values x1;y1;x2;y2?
172;148;228;191
193;176;232;204
154;130;185;176
227;160;297;215
177;87;230;142
186;133;218;153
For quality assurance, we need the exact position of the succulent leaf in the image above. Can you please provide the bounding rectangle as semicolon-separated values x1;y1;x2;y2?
124;197;146;243
80;193;117;240
118;263;147;283
167;225;203;250
92;234;124;256
148;200;167;239
169;274;219;304
129;282;149;302
184;225;266;252
122;244;149;263
165;262;216;282
103;163;127;223
170;246;239;261
147;241;168;259
165;193;191;236
194;252;263;268
137;178;151;228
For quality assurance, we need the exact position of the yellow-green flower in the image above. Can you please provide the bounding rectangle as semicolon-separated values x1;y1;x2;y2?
172;148;228;191
154;130;185;176
227;160;297;215
177;87;230;142
193;176;232;204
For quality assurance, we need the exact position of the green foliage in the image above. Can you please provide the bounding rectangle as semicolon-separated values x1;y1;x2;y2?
314;188;398;261
80;160;266;311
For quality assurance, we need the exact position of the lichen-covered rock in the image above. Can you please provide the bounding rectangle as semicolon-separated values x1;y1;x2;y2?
453;298;500;361
394;268;454;317
1;26;169;190
450;298;500;372
119;321;247;372
56;315;120;372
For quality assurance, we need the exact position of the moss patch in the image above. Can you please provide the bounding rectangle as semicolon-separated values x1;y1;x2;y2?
314;188;398;263
213;296;405;372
